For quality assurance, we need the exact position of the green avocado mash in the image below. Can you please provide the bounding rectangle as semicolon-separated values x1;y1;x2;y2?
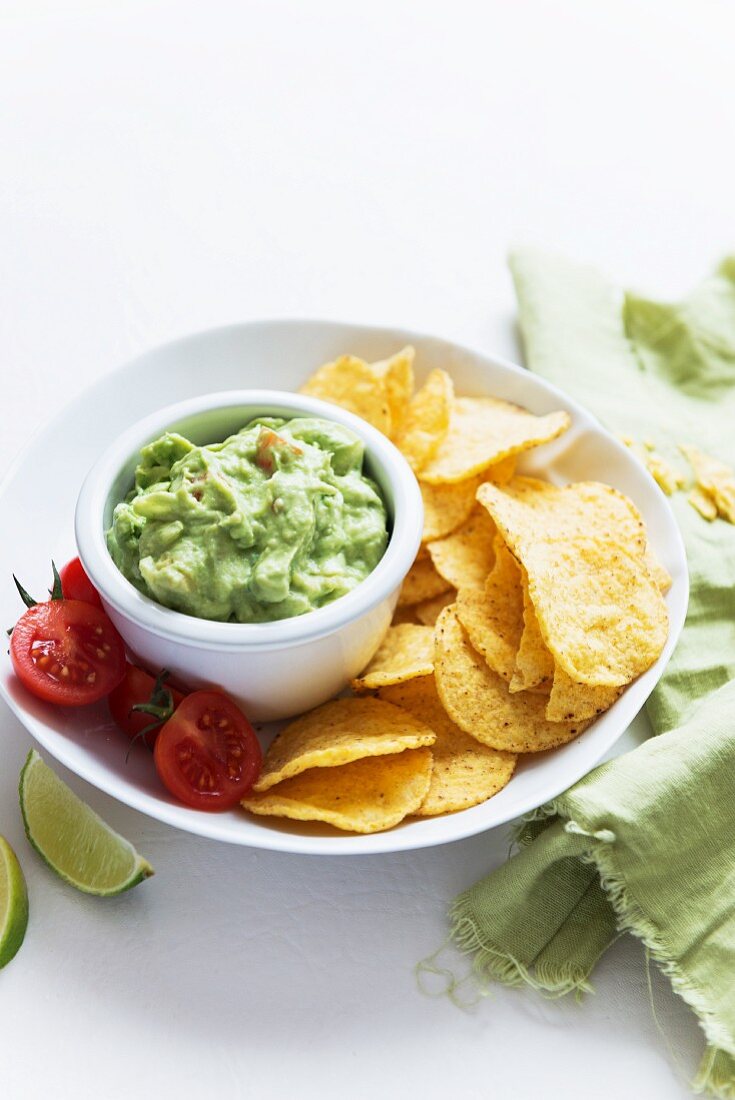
106;417;389;623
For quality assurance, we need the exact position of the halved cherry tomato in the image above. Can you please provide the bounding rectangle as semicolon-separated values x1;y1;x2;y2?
59;557;103;609
154;691;262;811
109;664;186;748
10;600;127;706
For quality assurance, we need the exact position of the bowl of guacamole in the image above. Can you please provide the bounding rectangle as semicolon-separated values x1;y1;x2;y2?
106;415;389;624
75;389;422;720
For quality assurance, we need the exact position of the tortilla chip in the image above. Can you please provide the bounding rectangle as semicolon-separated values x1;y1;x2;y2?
414;589;457;626
398;555;453;606
622;436;686;495
252;697;436;792
434;606;588;752
455;540;523;682
688;486;718;522
475;480;667;686
419;458;517;545
300;354;392;434
517;537;669;687
545;667;622;723
643;449;686;495
509;579;554;692
643;543;672;594
378;676;516;815
681;444;735;523
372;347;415;435
478;477;647;557
420;476;482;543
419;398;570;484
393;368;454;472
243;748;433;834
427;506;497;591
351;624;434;692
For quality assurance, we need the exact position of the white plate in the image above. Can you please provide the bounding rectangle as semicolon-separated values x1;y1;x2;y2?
0;320;688;855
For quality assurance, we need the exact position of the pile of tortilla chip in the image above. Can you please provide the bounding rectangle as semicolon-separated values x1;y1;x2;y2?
241;348;671;834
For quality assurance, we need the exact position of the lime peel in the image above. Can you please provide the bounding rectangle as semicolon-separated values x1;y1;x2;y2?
0;836;29;969
19;750;154;896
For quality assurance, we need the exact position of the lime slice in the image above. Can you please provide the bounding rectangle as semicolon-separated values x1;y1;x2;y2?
19;750;154;896
0;836;29;968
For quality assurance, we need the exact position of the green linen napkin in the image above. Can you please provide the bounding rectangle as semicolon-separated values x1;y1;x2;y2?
446;253;735;1098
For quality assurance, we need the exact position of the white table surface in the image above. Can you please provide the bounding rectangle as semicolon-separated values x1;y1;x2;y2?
2;1;730;1096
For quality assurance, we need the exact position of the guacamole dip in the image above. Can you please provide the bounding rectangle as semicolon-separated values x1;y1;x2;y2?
106;417;389;623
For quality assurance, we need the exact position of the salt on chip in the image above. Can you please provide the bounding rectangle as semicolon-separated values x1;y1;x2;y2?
427;506;496;591
398;554;452;606
509;579;554;693
251;697;435;792
420;476;481;543
434;606;588;753
371;346;415;435
546;667;621;724
455;540;523;683
378;676;516;816
242;748;434;834
393;368;454;472
352;624;434;692
517;537;669;688
419;398;570;485
300;354;392;434
414;589;457;626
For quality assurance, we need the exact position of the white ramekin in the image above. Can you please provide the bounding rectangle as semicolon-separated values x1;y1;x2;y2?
75;390;423;721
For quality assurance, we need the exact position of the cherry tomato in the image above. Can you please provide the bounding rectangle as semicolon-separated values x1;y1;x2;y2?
10;600;127;706
108;664;186;748
59;557;103;609
154;691;262;811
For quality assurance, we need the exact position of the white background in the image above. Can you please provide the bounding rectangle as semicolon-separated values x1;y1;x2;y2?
1;1;732;1096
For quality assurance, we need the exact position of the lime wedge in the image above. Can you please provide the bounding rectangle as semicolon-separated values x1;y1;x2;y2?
19;750;154;896
0;836;29;968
